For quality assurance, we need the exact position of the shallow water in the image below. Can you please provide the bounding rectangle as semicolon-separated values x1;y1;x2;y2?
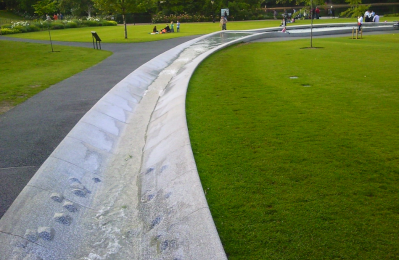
288;25;392;33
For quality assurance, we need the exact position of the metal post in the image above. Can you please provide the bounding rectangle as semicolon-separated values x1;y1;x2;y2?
310;0;313;48
48;25;54;52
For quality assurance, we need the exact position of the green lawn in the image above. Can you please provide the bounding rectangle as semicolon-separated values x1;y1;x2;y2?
0;10;24;20
4;17;398;43
186;33;399;259
0;41;111;113
4;20;282;43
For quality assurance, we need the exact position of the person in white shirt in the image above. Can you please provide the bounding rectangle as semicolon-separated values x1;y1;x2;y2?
369;11;375;21
358;16;363;31
373;14;379;23
364;10;370;22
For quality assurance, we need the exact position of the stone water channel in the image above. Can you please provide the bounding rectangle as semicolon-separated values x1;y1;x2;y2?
0;31;255;260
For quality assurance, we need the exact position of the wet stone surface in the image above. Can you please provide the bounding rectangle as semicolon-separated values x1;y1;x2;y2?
54;213;72;225
37;227;54;241
150;216;162;229
72;189;87;197
160;239;178;251
24;229;38;242
63;201;78;212
50;193;64;203
92;177;101;183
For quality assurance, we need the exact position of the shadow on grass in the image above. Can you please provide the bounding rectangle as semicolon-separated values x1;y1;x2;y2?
300;47;325;49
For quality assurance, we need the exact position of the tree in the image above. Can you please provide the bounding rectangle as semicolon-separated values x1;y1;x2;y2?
58;0;95;17
94;0;156;39
18;0;40;14
32;0;57;17
0;0;19;10
276;0;324;6
340;0;369;18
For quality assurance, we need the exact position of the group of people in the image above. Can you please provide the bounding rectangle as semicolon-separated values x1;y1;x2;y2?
358;10;380;32
152;21;180;34
46;13;63;21
364;10;380;23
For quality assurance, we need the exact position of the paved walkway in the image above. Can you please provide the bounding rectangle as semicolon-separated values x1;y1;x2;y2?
0;35;200;218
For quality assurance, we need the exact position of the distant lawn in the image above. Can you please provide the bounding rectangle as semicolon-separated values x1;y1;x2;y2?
3;20;282;43
0;10;24;21
187;33;399;259
0;41;111;113
4;17;398;43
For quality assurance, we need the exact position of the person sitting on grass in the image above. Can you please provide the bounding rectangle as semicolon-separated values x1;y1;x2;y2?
164;24;171;33
373;13;379;23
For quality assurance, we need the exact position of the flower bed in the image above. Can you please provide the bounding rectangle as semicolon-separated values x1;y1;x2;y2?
0;17;117;35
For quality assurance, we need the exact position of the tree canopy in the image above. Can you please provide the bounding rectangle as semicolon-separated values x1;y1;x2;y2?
94;0;156;38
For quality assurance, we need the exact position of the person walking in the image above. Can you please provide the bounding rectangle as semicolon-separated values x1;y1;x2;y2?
315;7;320;19
358;15;363;32
170;21;174;32
177;21;180;32
220;16;227;30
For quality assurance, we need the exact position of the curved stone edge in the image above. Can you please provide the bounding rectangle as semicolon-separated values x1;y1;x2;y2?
0;33;218;260
137;32;272;260
256;23;397;38
243;22;397;38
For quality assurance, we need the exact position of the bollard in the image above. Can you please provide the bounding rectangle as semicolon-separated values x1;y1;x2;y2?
352;27;354;39
361;29;363;39
356;28;358;39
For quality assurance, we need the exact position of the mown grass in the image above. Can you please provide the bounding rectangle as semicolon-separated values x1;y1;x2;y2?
0;41;111;113
0;10;24;20
4;17;398;43
186;33;399;259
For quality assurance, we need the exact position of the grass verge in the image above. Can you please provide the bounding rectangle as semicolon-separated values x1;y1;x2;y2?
0;41;111;114
186;33;399;259
0;10;24;20
3;17;398;43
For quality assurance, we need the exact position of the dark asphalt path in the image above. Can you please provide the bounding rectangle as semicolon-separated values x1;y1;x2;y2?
0;35;200;218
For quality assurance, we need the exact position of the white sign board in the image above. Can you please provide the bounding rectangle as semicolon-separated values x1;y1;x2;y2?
221;8;229;17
